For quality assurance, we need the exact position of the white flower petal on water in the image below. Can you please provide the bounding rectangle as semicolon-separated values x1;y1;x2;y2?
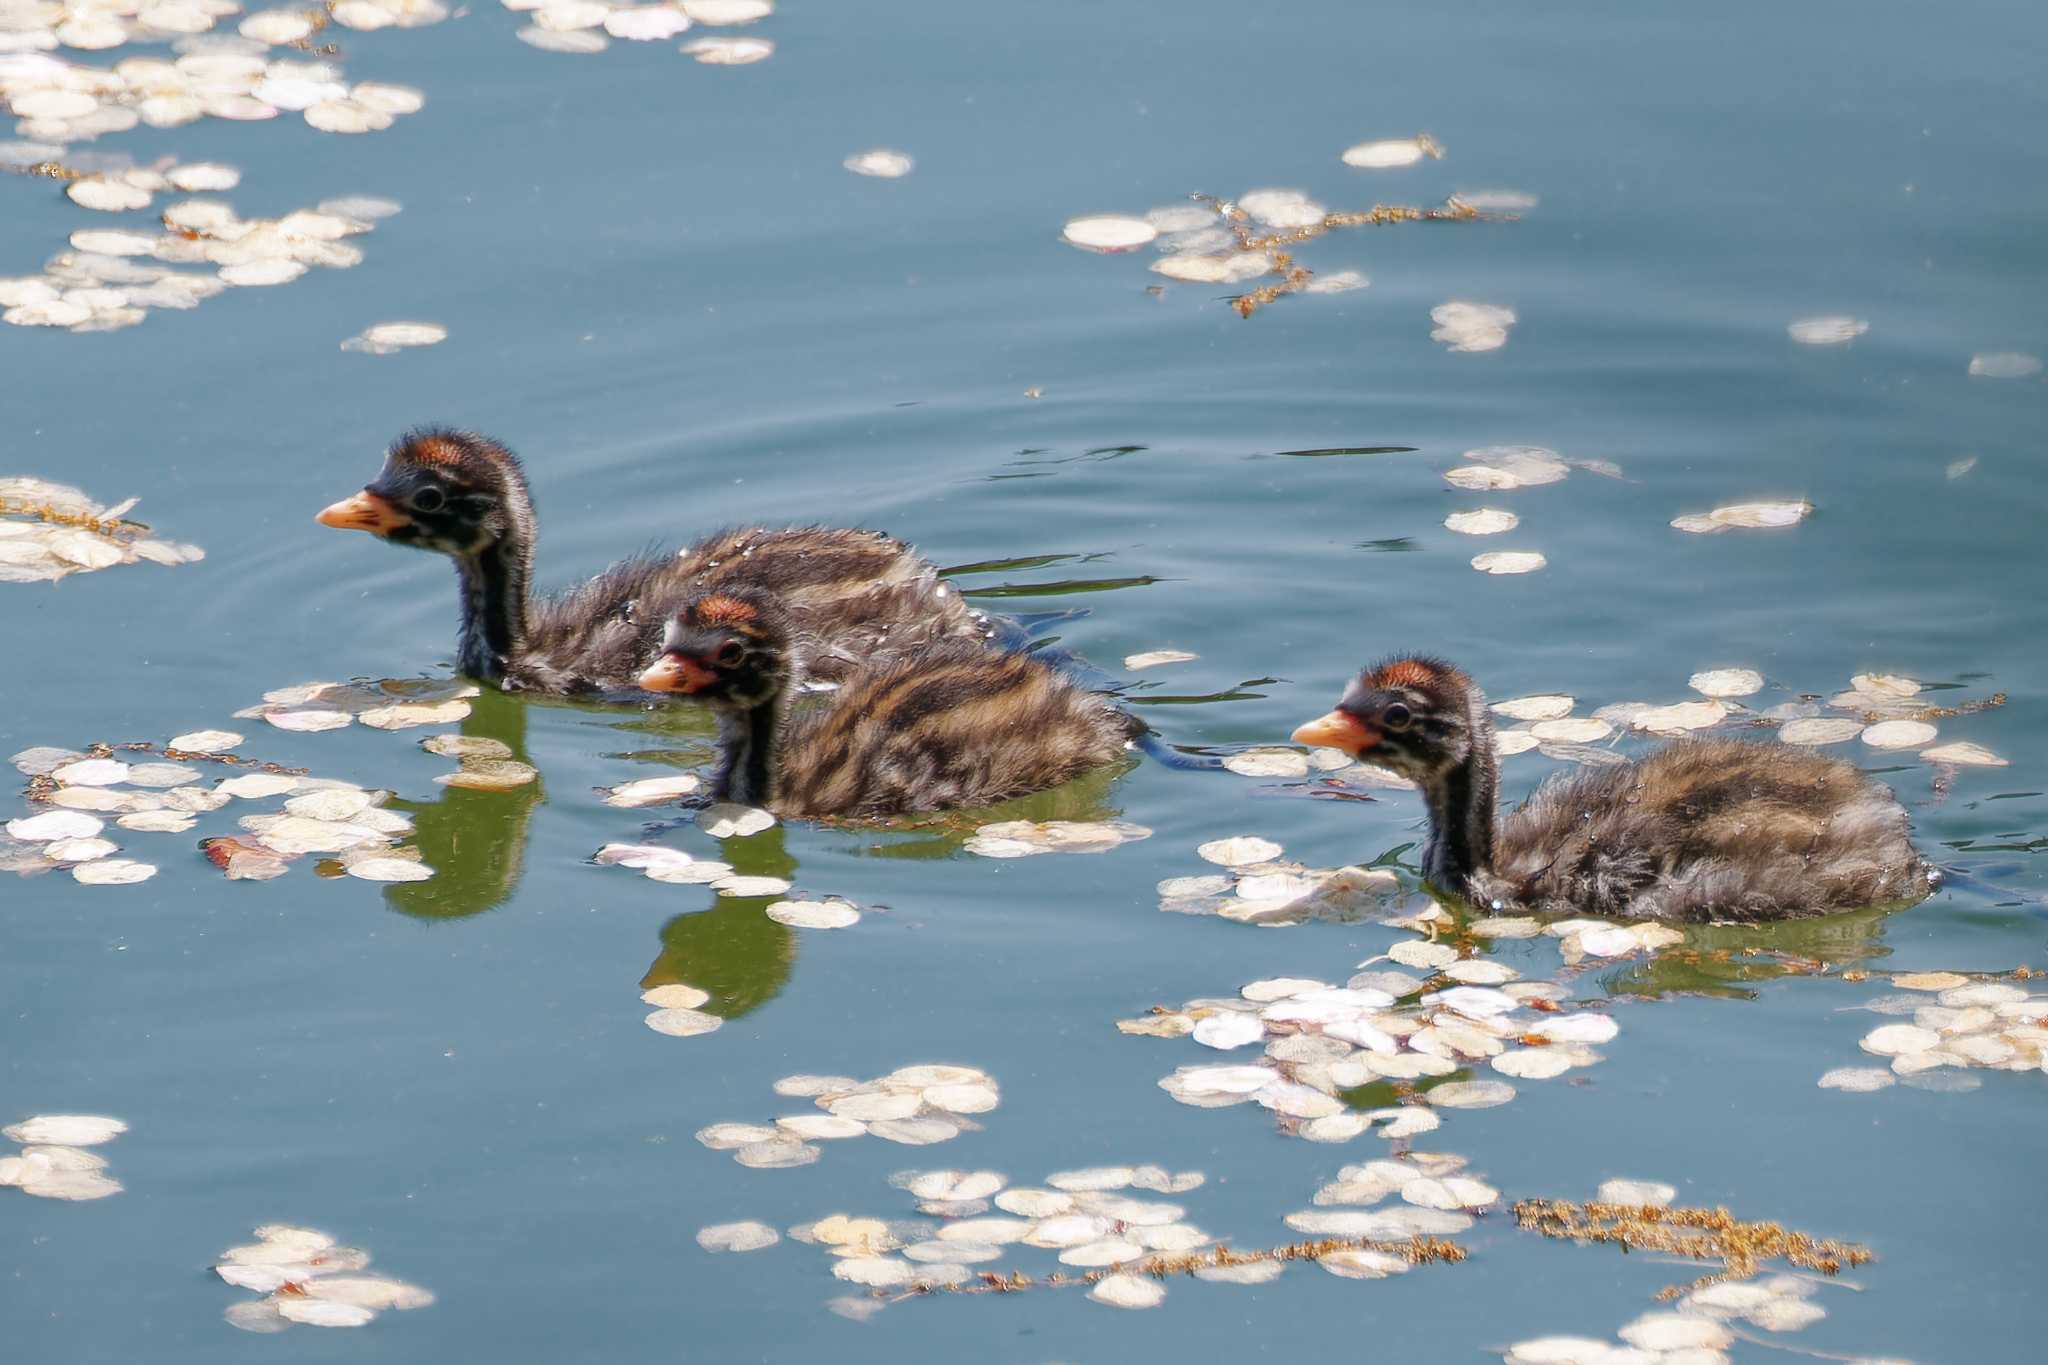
697;802;774;837
1860;1023;1939;1056
1062;214;1157;252
3;1115;126;1146
1341;136;1440;169
682;34;772;61
843;147;913;178
68;177;153;211
1189;1012;1265;1051
358;699;469;730
1533;1012;1619;1045
1919;742;2005;766
1426;1079;1516;1108
51;758;129;787
1597;1178;1676;1206
1471;551;1546;575
1788;316;1868;345
261;705;352;733
241;9;315;43
1634;700;1727;735
1301;269;1370;294
921;1082;999;1114
1195;1259;1284;1284
518;23;607;49
72;859;155;885
1690;668;1764;698
7;810;104;842
344;857;433;883
1492;694;1574;721
45;837;117;862
697;1220;779;1252
1618;1314;1731;1352
1387;939;1458;970
1504;1337;1619;1365
604;4;693;38
733;1138;819;1168
713;874;790;897
1223;749;1309;778
1433;301;1515;352
1817;1066;1896;1093
1087;1272;1165;1309
1445;508;1518;536
646;1008;722;1037
1150;251;1274;284
765;899;859;929
867;1117;960;1145
1197;836;1281;867
1674;500;1813;532
299;1275;433;1311
1059;1237;1143;1267
604;775;701;807
275;1298;376;1327
1125;649;1197;670
1861;719;1936;749
1402;1176;1496;1210
1493;1048;1571;1079
1320;1248;1410;1279
1968;352;2041;378
995;1188;1073;1217
1237;187;1326;228
1778;717;1864;746
222;1300;291;1333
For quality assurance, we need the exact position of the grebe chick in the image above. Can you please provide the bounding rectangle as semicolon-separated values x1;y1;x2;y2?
637;588;1140;819
1293;657;1932;923
317;428;990;694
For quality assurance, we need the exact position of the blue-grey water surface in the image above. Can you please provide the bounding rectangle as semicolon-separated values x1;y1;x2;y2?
4;1;2045;1361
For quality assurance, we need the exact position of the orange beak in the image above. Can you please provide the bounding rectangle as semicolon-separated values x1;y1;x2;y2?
638;654;720;695
1292;709;1379;755
316;489;410;535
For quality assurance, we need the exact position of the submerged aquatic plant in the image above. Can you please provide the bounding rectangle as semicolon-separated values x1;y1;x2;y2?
1512;1197;1873;1297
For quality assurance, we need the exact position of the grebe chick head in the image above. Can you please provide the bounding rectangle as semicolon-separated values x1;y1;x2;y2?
316;427;532;559
1292;656;1486;784
638;588;795;708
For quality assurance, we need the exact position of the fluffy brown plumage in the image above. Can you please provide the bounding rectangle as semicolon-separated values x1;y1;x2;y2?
638;588;1140;819
316;428;990;693
1294;656;1933;923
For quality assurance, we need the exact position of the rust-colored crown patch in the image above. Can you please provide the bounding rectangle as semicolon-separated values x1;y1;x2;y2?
691;593;759;627
399;434;470;467
1370;658;1444;691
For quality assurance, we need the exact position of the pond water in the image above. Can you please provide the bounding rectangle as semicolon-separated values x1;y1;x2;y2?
3;0;2045;1359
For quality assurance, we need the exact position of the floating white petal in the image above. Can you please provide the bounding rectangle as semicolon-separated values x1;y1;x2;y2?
766;899;859;929
1861;720;1936;749
72;859;156;885
1062;215;1158;252
1787;316;1868;345
1778;717;1863;746
1445;508;1517;535
1088;1272;1165;1309
1471;551;1546;575
844;148;913;178
1341;136;1440;169
1968;352;2041;378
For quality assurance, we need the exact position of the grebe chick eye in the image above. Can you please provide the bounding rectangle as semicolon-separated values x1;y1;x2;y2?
410;486;445;513
1382;701;1413;731
713;640;746;667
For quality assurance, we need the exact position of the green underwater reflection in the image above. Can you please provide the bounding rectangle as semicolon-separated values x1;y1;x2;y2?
378;688;543;922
